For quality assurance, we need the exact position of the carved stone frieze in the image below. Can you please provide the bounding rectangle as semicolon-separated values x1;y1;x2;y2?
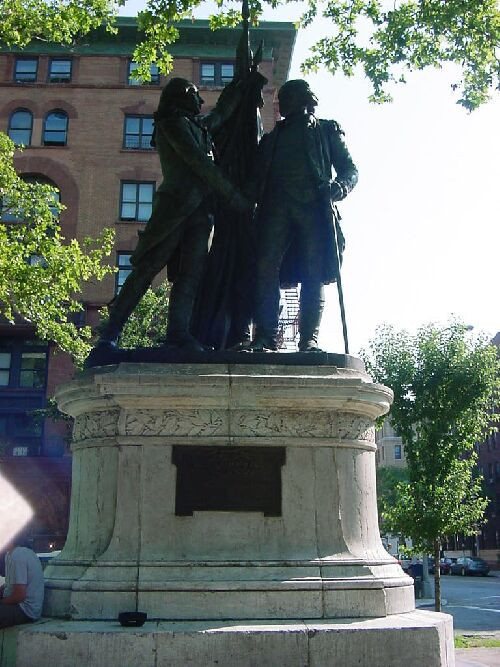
73;410;119;442
233;411;374;442
72;407;374;443
124;409;225;437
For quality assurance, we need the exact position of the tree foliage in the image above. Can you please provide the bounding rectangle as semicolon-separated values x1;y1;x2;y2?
99;281;170;349
0;0;498;109
0;134;114;365
376;465;408;526
299;0;500;110
0;0;121;49
364;321;499;609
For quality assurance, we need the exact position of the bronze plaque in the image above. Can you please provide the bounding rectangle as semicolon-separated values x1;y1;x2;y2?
172;446;286;516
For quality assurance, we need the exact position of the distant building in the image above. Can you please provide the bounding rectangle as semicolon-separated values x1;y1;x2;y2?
375;420;406;468
0;18;296;550
473;331;500;566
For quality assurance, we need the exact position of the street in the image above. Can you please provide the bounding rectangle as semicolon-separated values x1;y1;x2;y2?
427;572;500;633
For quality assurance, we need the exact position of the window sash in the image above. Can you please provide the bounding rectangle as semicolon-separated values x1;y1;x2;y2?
124;116;154;150
10;111;32;130
14;59;38;82
0;352;11;386
116;253;133;292
120;182;154;221
19;352;47;389
128;62;159;85
49;59;72;82
200;62;234;86
201;63;215;84
220;63;234;84
43;112;68;145
9;129;32;146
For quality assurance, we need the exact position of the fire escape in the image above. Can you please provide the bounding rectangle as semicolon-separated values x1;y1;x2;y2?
277;287;300;351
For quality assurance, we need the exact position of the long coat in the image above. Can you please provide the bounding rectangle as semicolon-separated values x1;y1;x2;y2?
131;87;242;268
254;114;358;286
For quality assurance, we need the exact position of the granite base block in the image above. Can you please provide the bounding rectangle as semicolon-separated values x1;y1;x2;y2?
11;611;454;667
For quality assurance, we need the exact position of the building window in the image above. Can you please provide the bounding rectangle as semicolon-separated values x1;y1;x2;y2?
48;59;72;83
200;62;234;86
0;352;11;386
28;254;47;268
43;110;68;146
19;352;47;389
23;176;60;217
12;413;42;438
120;182;154;221
14;58;38;83
128;61;160;85
2;175;60;223
0;343;47;390
124;116;154;150
0;413;43;457
394;444;402;460
8;109;33;146
116;253;133;293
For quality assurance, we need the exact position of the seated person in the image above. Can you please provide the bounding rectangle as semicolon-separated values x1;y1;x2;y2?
0;532;44;628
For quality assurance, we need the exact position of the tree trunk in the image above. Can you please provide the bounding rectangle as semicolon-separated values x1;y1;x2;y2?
434;540;441;612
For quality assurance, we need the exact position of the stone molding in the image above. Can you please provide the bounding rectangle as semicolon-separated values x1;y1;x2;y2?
124;409;225;437
73;409;119;442
72;407;374;444
233;410;374;441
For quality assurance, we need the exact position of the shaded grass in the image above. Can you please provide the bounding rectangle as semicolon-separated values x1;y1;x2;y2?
455;635;500;648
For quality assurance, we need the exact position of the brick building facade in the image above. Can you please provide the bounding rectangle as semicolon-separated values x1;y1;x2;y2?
0;18;296;550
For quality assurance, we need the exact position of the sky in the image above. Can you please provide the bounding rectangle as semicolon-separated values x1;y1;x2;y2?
121;1;499;355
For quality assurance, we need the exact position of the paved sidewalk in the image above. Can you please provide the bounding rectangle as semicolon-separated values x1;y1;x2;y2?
456;648;500;666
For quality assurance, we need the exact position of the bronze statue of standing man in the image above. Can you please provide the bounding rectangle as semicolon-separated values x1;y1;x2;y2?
244;79;358;352
96;77;251;353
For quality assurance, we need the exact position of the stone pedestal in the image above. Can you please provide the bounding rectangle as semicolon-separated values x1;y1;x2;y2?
34;358;454;666
44;360;413;621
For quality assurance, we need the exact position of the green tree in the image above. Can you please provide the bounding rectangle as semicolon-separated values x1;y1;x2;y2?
376;464;408;525
0;0;498;110
99;281;170;349
0;135;114;365
364;321;499;611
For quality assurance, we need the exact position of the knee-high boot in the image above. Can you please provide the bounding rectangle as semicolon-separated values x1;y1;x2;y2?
164;280;198;345
298;282;325;351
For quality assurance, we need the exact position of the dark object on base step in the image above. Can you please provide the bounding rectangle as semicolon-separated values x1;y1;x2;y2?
118;611;147;627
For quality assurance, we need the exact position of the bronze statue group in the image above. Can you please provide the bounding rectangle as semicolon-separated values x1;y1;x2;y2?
96;75;358;355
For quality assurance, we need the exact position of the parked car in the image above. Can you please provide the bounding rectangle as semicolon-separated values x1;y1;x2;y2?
450;556;490;577
428;557;453;575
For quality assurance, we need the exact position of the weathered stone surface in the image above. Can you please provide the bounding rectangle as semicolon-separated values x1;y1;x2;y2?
11;612;455;667
44;362;413;621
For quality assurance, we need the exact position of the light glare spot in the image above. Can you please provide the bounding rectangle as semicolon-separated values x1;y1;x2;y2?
0;471;34;551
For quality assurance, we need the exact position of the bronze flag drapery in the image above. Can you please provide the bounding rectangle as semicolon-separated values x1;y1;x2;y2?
192;2;267;349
